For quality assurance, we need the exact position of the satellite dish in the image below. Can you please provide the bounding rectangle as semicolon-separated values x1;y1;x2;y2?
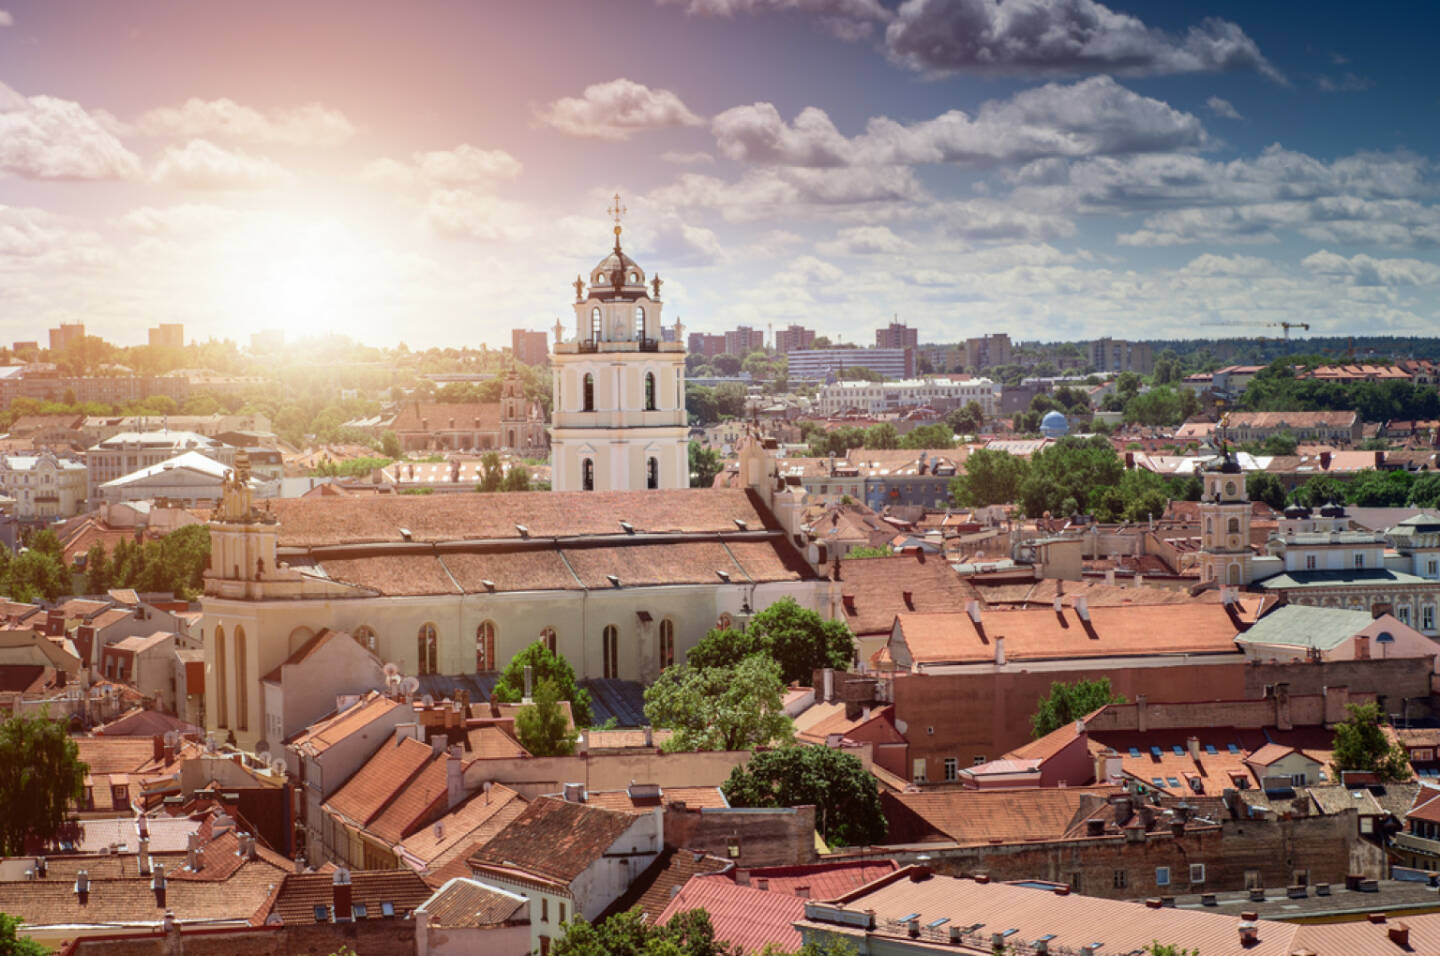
400;676;420;696
421;694;434;707
383;662;400;678
163;730;181;747
271;756;289;776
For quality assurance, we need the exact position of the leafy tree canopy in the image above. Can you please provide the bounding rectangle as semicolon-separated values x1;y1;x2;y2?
644;654;793;752
492;641;593;727
949;448;1027;508
722;746;887;847
555;908;741;956
515;677;579;756
0;913;49;956
1031;678;1126;739
0;713;87;855
687;598;854;684
1331;701;1411;782
689;441;723;488
898;423;955;450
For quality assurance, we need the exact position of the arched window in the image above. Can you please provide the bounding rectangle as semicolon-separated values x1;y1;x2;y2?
583;458;594;491
1205;518;1213;536
418;623;438;675
540;627;557;655
1228;564;1241;586
476;621;496;672
1227;517;1240;534
353;626;377;653
235;626;248;732
215;625;228;729
590;307;601;342
635;306;646;340
659;619;675;670
647;457;659;490
603;625;618;679
645;372;656;411
583;373;595;412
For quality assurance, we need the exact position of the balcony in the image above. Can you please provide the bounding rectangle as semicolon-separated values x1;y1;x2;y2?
1392;831;1440;858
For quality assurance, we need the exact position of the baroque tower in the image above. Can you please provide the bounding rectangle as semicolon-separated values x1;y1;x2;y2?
1199;447;1253;587
549;196;688;492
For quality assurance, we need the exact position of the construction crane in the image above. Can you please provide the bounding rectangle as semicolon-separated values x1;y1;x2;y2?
1198;319;1313;341
1200;320;1310;340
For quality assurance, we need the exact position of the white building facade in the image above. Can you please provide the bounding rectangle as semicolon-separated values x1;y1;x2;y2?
0;452;88;520
815;378;999;417
550;211;688;493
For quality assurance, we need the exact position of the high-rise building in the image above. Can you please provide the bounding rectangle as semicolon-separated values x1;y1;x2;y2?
786;347;915;382
48;323;85;353
875;322;918;350
550;211;688;492
724;326;766;356
961;333;1012;370
511;329;549;366
148;323;184;349
687;332;726;357
1089;338;1154;375
774;324;815;353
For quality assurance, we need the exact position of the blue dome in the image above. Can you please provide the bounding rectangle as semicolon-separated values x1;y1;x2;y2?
1040;410;1069;437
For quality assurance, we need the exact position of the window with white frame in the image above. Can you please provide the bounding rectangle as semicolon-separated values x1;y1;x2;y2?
1155;867;1171;886
1425;605;1436;631
944;757;958;781
912;759;927;783
1190;863;1206;883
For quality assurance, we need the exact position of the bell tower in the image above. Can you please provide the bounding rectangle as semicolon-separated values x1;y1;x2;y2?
1199;447;1252;587
549;195;688;492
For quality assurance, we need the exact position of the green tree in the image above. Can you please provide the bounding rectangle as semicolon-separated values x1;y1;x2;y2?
722;746;886;847
0;913;47;956
949;449;1027;507
687;598;854;684
1257;431;1298;456
84;542;111;594
514;677;579;756
686;385;719;424
1030;678;1126;739
1143;945;1199;956
714;382;748;418
554;908;740;956
1331;701;1411;782
863;422;899;449
1289;475;1347;509
1018;435;1124;518
25;529;63;564
492;641;593;727
477;451;504;493
500;463;531;492
0;713;87;854
946;401;985;436
844;545;892;559
689;441;723;488
6;550;70;603
380;429;402;458
1246;472;1288;511
644;654;792;752
1409;472;1440;508
899;422;955;449
1345;469;1413;507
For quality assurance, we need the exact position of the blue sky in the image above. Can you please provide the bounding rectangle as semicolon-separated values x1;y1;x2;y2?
1;0;1438;350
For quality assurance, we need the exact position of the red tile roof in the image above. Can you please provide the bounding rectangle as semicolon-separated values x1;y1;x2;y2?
658;876;807;953
287;692;402;755
323;735;434;826
734;859;899;899
260;869;433;924
416;877;527;928
468;796;640;885
884;787;1120;845
837;553;978;636
602;847;733;923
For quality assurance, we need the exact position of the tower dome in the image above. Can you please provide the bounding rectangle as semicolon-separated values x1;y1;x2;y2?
1040;410;1069;438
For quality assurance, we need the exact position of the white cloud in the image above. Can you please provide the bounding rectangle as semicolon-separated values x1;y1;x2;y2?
1180;253;1273;276
651;165;926;221
535;79;702;141
657;0;890;39
1315;72;1374;93
0;11;12;26
660;150;715;165
937;199;1077;241
119;203;244;236
1302;250;1440;286
150;139;292;190
884;0;1283;81
817;225;912;255
135;97;356;146
424;190;536;242
360;144;522;190
1205;96;1242;120
0;81;142;180
712;77;1207;168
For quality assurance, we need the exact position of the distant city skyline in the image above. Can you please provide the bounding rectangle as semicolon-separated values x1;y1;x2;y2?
2;0;1440;349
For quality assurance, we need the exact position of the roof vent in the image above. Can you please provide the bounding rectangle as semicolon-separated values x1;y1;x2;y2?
717;570;731;583
515;524;529;538
607;574;621;588
398;528;413;541
733;518;748;531
620;521;635;535
966;600;982;624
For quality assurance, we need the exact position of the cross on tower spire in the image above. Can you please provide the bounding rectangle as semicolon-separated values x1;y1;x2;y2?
607;192;627;251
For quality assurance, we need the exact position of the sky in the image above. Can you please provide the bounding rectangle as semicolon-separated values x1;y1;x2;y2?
2;0;1440;351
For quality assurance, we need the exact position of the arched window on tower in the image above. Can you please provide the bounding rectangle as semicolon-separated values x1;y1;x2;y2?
215;625;228;729
418;623;438;675
590;307;602;344
659;619;675;670
583;373;595;412
1227;517;1240;534
476;621;496;672
647;457;659;490
603;625;618;679
583;458;595;491
235;626;248;731
645;372;656;411
635;306;646;341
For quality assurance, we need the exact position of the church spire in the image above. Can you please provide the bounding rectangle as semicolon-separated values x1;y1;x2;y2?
607;192;626;252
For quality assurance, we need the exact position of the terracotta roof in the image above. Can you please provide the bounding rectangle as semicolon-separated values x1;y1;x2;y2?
885;787;1120;845
730;859;899;899
287;692;402;755
261;628;359;683
1246;743;1303;766
415;877;527;928
323;736;434;826
464;723;531;760
793;702;905;747
578;786;729;814
891;603;1244;668
1007;720;1083;763
262;869;433;924
469;796;640;885
1085;726;1343;798
658;875;807;953
109;631;176;654
92;709;202;738
836;553;978;636
606;847;732;922
391;401;502;434
1406;787;1440;826
74;737;161;775
269;488;781;547
366;754;450;844
393;784;526;873
1228;410;1357;428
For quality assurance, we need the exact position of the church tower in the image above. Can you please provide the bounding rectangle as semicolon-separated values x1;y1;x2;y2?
550;196;688;492
1199;448;1253;587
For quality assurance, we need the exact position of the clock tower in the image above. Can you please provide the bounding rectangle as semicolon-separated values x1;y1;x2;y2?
549;196;688;492
1199;447;1253;587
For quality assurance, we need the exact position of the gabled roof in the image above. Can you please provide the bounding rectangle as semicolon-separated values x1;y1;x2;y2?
323;736;434;826
884;787;1120;846
415;877;527;928
393;784;526;876
260;869;433;924
604;847;732;923
286;691;401;755
836;552;978;636
657;875;807;953
468;796;640;885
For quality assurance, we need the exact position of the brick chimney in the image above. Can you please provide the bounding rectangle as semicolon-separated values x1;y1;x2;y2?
332;869;352;921
447;745;464;809
1135;695;1147;733
1274;682;1292;731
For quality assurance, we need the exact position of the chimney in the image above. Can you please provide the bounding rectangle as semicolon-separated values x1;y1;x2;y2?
1188;736;1201;761
138;837;150;875
1105;567;1115;586
563;782;586;803
1375;449;1385;468
152;734;165;763
1237;920;1259;946
1136;694;1147;733
643;725;654;748
994;636;1006;666
1274;682;1292;732
151;862;166;905
1076;596;1090;621
966;600;982;624
431;733;448;756
186;833;199;870
1389;923;1410;947
332;869;353;921
1053;596;1063;613
1086;818;1105;836
822;668;835;703
447;745;463;809
523;665;533;703
1354;635;1369;660
1320;450;1331;469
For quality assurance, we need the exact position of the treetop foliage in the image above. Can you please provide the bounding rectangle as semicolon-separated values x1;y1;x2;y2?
492;641;593;727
